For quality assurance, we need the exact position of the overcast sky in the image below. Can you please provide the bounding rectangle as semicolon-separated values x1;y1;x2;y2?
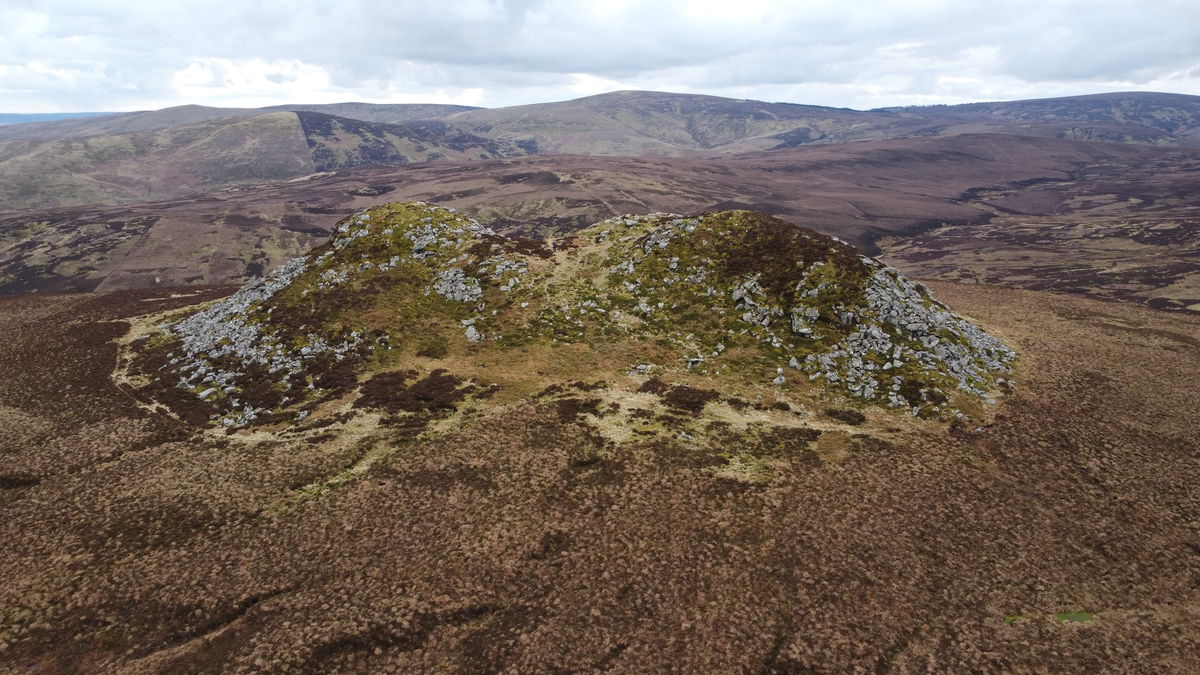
2;0;1199;113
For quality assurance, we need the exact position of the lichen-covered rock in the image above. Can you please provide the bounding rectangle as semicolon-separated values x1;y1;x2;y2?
137;202;1014;427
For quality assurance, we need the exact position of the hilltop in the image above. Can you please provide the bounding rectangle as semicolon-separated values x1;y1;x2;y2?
0;103;480;142
881;91;1200;146
126;203;1013;456
0;112;109;127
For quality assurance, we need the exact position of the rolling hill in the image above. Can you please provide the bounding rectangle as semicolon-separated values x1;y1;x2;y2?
0;112;109;127
442;90;929;156
884;91;1200;146
0;111;533;210
0;103;479;142
4;90;1200;211
2;132;1196;316
444;90;1200;155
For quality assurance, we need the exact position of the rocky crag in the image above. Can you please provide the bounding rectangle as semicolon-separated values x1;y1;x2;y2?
130;202;1014;440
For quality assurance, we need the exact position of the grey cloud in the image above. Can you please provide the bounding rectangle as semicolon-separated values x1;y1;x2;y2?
1;0;1198;112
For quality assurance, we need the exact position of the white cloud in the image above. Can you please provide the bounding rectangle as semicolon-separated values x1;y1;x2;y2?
169;59;338;107
0;0;1197;112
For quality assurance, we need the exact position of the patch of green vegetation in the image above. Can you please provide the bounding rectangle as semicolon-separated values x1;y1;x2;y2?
706;452;778;483
1054;611;1094;624
0;220;52;248
1003;614;1026;626
293;467;360;500
416;334;450;358
139;201;1013;432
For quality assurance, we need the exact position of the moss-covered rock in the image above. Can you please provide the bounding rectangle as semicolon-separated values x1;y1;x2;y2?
137;202;1014;428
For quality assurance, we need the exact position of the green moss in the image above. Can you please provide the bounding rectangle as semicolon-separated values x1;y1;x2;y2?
141;202;1013;428
0;220;52;248
706;452;778;483
416;334;450;358
1054;611;1094;624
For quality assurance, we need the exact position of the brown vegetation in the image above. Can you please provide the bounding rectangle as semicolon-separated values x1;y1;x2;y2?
1;280;1198;671
7;132;1196;303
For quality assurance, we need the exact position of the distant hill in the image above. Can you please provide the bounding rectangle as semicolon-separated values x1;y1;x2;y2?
4;90;1200;210
445;90;1200;155
0;103;478;142
295;112;534;172
0;105;264;141
263;102;479;124
0;112;110;127
879;91;1200;146
2;132;1181;295
442;90;928;156
0;111;533;210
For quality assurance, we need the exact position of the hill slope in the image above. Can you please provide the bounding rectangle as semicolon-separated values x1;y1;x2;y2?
5;132;1194;313
447;90;1200;155
444;90;926;156
0;103;477;142
264;102;479;124
0;112;109;127
887;91;1200;146
130;203;1013;433
0;112;316;209
0;112;533;209
4;91;1200;211
2;251;1199;672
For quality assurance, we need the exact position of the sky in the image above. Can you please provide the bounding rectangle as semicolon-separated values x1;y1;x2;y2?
2;0;1199;113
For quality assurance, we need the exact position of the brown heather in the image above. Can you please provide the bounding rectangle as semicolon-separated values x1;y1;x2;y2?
0;278;1197;671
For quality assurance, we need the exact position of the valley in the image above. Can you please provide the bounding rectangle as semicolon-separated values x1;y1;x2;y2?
2;130;1196;313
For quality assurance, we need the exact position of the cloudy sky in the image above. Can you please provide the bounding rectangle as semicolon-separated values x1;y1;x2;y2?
3;0;1199;113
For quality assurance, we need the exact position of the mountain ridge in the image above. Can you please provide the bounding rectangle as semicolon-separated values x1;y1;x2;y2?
0;111;534;210
0;103;481;142
4;90;1200;211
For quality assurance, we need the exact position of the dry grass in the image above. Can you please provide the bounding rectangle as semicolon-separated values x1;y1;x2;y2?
1;282;1199;672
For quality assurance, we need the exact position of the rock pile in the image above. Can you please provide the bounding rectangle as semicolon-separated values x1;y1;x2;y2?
582;211;1015;416
141;203;1014;427
157;202;511;427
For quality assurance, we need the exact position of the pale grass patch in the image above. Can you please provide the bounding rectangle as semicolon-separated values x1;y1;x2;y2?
706;452;782;484
813;430;853;464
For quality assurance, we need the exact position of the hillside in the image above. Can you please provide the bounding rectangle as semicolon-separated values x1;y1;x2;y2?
0;112;315;209
446;90;1200;155
295;112;534;172
2;133;1195;315
0;112;532;210
264;102;479;124
0;112;109;127
887;91;1200;147
0;103;477;142
443;90;926;156
5;91;1200;211
1;230;1198;671
0;105;266;142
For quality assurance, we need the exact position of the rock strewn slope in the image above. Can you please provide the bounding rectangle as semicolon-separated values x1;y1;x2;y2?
134;203;1013;430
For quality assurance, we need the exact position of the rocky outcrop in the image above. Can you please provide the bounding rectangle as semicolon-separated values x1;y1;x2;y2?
140;202;1014;427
